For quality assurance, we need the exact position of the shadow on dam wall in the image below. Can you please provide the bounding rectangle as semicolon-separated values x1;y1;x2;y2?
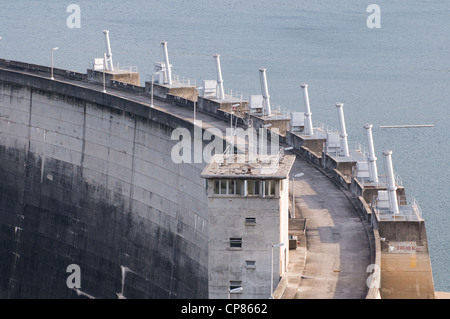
0;75;210;298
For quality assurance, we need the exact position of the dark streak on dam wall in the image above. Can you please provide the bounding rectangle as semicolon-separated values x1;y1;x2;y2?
0;69;211;298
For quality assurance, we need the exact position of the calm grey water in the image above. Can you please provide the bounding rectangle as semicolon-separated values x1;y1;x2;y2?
1;0;448;293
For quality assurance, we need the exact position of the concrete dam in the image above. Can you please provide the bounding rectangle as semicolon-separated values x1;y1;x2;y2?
0;56;438;299
0;61;211;298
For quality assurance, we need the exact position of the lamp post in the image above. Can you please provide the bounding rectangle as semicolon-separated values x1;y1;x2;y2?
51;47;59;80
194;87;203;124
292;173;304;218
103;53;107;93
270;242;284;299
230;103;240;136
261;124;272;156
230;103;240;153
150;73;155;108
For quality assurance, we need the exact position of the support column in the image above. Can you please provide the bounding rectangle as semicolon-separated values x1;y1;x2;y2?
103;30;114;71
383;150;399;214
336;102;349;157
259;68;272;116
300;83;313;136
161;41;172;85
364;123;379;183
214;54;225;100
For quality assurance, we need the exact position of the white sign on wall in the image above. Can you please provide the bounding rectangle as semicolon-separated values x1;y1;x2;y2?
388;241;416;254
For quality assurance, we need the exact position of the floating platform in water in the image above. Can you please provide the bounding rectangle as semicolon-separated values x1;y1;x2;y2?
380;124;434;128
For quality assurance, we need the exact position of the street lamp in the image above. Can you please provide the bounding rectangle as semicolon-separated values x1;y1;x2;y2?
229;103;240;153
103;52;107;93
150;73;155;108
292;173;304;218
270;242;284;299
194;86;203;124
231;103;240;135
260;124;273;155
51;47;59;80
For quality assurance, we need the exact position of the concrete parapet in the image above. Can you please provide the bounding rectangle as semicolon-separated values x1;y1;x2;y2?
87;69;140;86
351;176;406;212
0;58;87;81
366;228;382;299
145;81;197;101
298;146;322;166
287;130;326;155
250;114;290;136
374;218;435;299
331;168;351;190
197;96;248;115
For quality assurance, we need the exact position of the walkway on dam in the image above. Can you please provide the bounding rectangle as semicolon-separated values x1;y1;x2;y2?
1;66;373;298
286;158;371;298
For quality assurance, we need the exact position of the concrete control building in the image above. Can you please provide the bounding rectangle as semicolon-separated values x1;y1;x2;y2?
201;152;295;299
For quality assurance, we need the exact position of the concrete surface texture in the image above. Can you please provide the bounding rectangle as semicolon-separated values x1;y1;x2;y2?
289;157;372;299
0;62;375;299
0;71;209;298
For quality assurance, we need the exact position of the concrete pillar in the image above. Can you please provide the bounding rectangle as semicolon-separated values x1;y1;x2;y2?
364;123;379;183
383;150;399;214
336;102;349;157
103;30;114;71
213;54;225;100
300;83;313;136
259;68;272;116
161;41;172;85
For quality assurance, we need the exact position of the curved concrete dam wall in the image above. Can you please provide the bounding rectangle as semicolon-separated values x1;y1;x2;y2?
0;69;210;298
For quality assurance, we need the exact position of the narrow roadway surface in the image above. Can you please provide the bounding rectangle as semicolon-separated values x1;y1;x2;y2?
290;158;371;298
1;66;373;298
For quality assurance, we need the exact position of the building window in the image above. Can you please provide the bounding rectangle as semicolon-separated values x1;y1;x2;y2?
229;180;243;195
213;179;278;198
245;217;256;226
214;180;220;194
220;179;227;194
247;180;260;196
263;180;277;197
230;237;242;249
245;260;256;269
229;281;243;292
213;179;243;196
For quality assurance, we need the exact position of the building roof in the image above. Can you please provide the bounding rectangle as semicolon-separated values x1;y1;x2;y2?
201;153;296;180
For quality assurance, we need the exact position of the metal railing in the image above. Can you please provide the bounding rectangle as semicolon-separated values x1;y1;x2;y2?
315;121;339;134
354;142;368;159
411;197;423;219
114;63;138;73
225;88;249;101
372;194;423;220
172;73;196;86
